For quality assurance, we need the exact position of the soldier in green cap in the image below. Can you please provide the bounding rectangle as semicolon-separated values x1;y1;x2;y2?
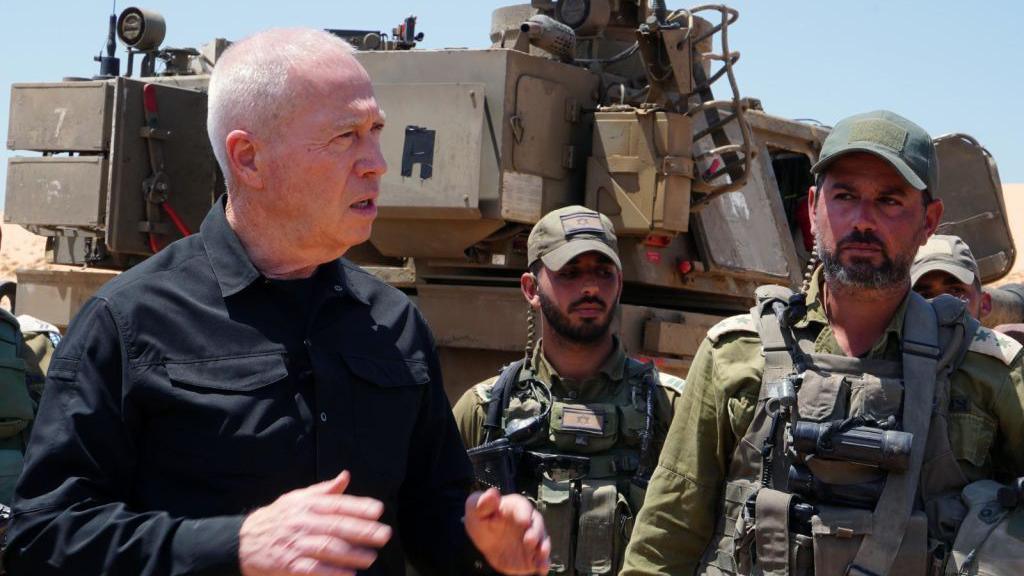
452;205;685;575
911;234;991;321
622;110;1024;575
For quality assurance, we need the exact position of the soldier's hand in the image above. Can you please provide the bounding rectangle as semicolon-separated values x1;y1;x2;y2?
465;488;551;575
239;471;392;576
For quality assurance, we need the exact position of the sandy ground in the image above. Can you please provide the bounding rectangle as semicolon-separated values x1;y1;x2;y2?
0;216;48;282
994;183;1024;286
0;184;1022;285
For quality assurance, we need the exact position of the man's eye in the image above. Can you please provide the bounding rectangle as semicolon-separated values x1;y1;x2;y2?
371;123;385;133
878;197;900;206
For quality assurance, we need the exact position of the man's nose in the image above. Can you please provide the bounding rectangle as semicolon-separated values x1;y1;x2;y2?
356;140;387;178
850;198;878;231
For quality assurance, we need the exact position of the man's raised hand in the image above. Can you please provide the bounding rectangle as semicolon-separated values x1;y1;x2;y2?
239;471;392;576
465;488;551;575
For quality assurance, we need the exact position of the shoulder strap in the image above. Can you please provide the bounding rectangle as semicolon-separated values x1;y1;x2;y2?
930;294;980;374
849;291;940;576
751;285;798;391
968;327;1022;366
707;313;757;344
625;358;660;486
750;285;804;489
483;358;527;434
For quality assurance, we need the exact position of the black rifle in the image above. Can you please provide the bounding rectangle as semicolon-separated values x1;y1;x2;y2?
467;438;590;494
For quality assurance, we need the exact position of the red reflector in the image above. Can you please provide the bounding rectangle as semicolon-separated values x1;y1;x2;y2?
143;84;159;114
677;260;694;275
643;234;672;248
646;251;662;263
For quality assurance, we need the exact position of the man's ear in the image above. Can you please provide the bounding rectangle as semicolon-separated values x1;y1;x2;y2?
521;271;541;309
981;290;992;318
225;129;264;189
922;198;945;240
807;185;818;237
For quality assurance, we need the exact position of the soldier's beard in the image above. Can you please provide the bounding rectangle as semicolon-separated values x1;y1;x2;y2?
537;289;616;344
816;229;912;291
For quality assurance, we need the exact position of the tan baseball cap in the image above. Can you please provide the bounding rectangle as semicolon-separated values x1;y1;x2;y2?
911;234;980;286
527;206;620;271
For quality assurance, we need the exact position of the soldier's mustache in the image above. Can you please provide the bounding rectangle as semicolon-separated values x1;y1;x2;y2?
837;231;886;253
570;296;607;311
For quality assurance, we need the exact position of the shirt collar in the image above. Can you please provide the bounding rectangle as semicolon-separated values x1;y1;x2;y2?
333;260;372;307
199;195;371;306
798;265;910;355
531;336;626;385
200;195;262;298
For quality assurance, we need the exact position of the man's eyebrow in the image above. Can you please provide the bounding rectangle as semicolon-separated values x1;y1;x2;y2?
878;186;909;197
829;182;856;193
332;110;387;130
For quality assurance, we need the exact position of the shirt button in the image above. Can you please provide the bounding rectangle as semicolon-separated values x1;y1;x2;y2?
320;412;328;423
333;285;343;292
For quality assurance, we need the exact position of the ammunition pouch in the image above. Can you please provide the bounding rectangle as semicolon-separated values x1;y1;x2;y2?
540;476;575;573
576;479;618;574
538;477;631;575
808;506;929;576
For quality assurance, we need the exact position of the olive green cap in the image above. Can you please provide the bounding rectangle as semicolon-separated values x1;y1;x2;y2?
911;234;979;286
811;110;938;192
527;206;620;271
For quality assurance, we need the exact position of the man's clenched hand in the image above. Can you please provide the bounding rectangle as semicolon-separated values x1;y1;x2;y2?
465;488;551;575
239;471;392;576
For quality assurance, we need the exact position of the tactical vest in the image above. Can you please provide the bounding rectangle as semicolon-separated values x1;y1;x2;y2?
485;357;663;575
0;310;33;506
698;286;978;576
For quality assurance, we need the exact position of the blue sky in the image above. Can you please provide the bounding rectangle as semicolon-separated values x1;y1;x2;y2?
2;0;1022;204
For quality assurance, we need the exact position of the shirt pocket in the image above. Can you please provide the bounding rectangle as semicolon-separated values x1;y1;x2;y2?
343;355;429;485
155;353;300;478
165;353;289;392
949;409;997;469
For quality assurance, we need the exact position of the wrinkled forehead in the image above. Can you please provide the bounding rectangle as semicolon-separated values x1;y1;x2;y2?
289;60;384;124
293;55;373;98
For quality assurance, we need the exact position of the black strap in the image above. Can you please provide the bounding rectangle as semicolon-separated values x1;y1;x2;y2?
483;358;527;435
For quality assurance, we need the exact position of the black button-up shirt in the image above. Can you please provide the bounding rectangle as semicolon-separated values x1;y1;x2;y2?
6;197;477;575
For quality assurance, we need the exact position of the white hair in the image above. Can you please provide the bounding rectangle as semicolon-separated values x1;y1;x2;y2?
206;28;356;188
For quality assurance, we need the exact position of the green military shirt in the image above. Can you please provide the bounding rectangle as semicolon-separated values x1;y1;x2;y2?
452;338;686;451
621;272;1024;575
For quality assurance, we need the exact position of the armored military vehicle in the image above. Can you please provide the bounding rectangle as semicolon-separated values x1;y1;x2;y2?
4;1;1018;398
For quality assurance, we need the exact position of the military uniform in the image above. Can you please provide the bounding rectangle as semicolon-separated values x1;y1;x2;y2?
621;269;1024;574
453;339;685;574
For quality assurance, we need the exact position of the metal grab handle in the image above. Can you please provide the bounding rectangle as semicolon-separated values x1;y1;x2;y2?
686;5;754;209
